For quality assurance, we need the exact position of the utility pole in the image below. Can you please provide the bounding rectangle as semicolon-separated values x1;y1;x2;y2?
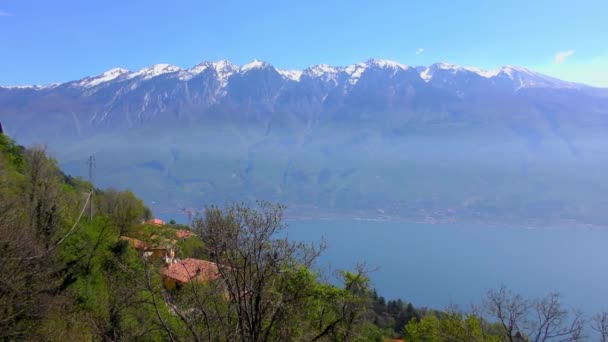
87;155;95;222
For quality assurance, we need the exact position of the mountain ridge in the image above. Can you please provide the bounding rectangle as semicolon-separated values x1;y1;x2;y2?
1;59;599;90
1;57;608;225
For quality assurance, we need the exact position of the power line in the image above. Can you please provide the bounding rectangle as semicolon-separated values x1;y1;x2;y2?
11;155;96;261
48;191;92;252
11;191;92;260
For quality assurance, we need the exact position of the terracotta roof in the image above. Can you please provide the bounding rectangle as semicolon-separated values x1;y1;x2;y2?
175;229;195;239
147;218;165;226
120;236;149;250
161;258;221;284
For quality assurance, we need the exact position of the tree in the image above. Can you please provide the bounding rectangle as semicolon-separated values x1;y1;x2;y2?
483;287;584;342
0;140;64;339
153;202;378;342
592;312;608;342
0;180;48;339
97;189;146;235
22;146;64;247
403;310;501;342
484;287;528;341
403;315;442;342
191;201;323;341
310;266;377;341
143;206;153;221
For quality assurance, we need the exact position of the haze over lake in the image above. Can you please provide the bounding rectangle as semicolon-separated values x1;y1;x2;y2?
287;219;608;314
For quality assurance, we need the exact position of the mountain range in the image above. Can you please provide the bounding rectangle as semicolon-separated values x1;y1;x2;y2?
2;59;608;225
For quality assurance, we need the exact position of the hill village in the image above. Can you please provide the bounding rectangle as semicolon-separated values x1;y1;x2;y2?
120;218;220;290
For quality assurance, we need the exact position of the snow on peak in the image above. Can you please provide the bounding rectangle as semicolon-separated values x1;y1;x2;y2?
3;83;59;90
213;60;236;72
102;67;129;75
366;59;408;69
304;64;339;77
212;60;237;87
344;63;368;85
420;67;432;82
128;64;182;80
421;62;503;80
177;60;237;88
496;66;576;89
434;62;466;71
78;67;130;88
277;69;303;81
415;62;577;89
474;68;500;78
240;59;271;72
497;65;535;78
179;62;211;80
465;65;534;79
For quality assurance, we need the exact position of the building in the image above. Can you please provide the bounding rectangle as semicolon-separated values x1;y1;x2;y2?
120;236;174;259
120;236;149;250
144;247;172;259
175;229;195;240
161;258;221;289
147;218;166;226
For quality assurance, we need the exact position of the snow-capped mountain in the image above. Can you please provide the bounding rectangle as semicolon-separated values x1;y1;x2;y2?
2;58;608;224
417;62;581;90
4;59;585;92
0;58;606;141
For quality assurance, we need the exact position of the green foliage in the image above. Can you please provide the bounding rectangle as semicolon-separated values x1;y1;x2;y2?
0;139;163;340
1;140;388;341
176;235;206;258
370;290;424;335
0;133;25;172
404;315;442;342
403;311;502;342
96;188;147;235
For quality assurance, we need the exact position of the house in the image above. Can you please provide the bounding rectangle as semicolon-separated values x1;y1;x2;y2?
161;258;221;289
147;218;166;226
175;229;195;240
120;236;173;259
120;236;149;251
144;247;172;259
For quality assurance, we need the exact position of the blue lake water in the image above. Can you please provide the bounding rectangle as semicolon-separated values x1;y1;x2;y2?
286;220;608;314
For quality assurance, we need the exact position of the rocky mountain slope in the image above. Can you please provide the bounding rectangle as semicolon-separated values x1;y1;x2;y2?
2;59;608;225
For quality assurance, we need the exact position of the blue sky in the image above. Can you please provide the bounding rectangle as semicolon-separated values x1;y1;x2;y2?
1;0;607;86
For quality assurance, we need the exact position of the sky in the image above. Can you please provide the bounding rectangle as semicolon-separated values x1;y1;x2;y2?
1;0;607;87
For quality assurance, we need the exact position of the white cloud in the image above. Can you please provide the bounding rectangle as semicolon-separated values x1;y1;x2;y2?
415;48;424;55
554;49;575;64
537;51;608;87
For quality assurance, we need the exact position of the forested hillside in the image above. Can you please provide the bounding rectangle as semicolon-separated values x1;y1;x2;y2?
1;133;606;341
0;133;391;340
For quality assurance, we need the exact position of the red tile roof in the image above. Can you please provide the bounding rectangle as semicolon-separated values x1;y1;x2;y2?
147;218;165;226
175;229;195;239
161;258;221;284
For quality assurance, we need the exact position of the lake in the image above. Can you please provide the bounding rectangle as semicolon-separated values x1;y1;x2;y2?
286;219;608;314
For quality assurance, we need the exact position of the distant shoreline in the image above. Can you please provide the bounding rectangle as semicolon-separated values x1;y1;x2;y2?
283;212;608;231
